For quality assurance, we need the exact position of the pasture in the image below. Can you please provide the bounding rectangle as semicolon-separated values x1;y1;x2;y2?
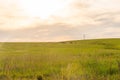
0;39;120;80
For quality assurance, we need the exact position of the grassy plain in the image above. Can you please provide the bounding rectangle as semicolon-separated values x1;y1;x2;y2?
0;39;120;80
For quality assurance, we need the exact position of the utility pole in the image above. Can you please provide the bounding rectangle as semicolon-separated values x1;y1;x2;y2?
83;34;86;40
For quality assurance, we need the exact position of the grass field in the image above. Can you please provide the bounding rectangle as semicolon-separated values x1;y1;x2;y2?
0;38;120;80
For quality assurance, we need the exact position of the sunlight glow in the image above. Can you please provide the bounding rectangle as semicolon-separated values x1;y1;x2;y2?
19;0;69;20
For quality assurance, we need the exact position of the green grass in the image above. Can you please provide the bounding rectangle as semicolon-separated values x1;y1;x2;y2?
0;38;120;80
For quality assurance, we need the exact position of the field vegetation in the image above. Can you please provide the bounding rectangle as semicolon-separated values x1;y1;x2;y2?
0;39;120;80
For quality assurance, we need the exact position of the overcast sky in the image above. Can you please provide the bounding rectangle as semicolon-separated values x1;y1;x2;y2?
0;0;120;42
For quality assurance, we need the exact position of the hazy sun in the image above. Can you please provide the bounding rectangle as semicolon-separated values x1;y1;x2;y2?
19;0;69;20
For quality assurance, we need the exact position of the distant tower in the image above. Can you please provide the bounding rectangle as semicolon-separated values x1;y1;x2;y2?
83;34;86;40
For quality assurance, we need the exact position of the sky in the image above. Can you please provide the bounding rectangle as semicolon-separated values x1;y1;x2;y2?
0;0;120;42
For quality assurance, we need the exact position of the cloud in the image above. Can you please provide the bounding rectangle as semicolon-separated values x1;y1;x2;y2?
0;0;120;41
69;0;90;9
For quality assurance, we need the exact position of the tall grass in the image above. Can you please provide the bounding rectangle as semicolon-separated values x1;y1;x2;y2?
0;39;119;80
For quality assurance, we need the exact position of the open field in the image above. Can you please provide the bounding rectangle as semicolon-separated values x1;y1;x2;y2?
0;39;120;80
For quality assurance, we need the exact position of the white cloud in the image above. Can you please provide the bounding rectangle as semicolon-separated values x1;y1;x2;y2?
0;0;120;41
